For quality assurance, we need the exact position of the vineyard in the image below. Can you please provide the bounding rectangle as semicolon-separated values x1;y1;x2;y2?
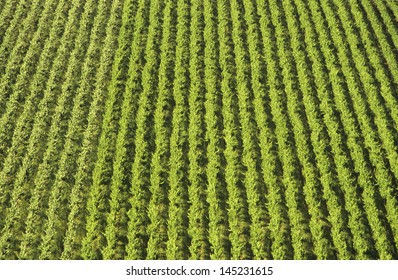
0;0;398;260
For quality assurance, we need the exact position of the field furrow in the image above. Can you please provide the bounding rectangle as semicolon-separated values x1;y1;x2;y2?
101;0;150;260
60;0;124;259
230;0;272;259
186;0;211;260
217;0;253;260
38;0;112;259
373;1;398;52
0;0;75;259
165;0;191;260
124;0;165;260
280;0;338;259
0;0;31;55
17;0;88;259
81;0;139;260
0;0;66;188
0;0;28;46
203;0;231;260
0;0;45;113
1;0;397;260
146;0;177;260
296;0;358;259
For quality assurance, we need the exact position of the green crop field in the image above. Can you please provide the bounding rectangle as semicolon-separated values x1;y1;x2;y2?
0;0;398;260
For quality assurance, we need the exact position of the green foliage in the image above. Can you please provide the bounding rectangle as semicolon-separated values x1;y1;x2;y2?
187;0;211;260
166;0;191;260
1;0;398;260
38;0;112;259
101;0;150;260
125;0;165;259
0;0;78;260
203;0;231;260
81;0;139;260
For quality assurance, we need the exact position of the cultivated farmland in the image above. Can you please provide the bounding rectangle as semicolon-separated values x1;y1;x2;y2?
0;0;398;259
